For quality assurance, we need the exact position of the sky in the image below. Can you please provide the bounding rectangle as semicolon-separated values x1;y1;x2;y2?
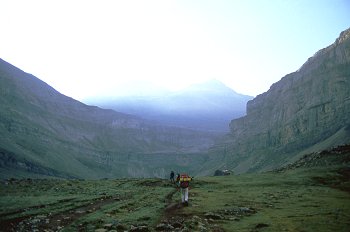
1;0;349;100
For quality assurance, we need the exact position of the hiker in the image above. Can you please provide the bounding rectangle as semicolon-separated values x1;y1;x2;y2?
170;171;175;183
178;173;192;206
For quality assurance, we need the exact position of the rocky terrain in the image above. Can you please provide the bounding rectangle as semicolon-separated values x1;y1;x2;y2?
202;28;350;175
274;144;350;172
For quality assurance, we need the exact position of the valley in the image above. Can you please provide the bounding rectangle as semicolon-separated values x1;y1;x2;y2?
0;0;349;230
1;28;349;179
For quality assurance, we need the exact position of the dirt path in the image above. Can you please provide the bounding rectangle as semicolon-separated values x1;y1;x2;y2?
157;185;226;232
2;180;230;231
0;195;119;232
164;188;184;214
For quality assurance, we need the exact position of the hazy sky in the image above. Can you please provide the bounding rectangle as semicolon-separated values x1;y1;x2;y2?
1;0;349;100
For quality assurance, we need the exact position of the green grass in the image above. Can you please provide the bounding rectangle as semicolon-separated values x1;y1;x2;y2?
1;166;349;231
186;167;350;231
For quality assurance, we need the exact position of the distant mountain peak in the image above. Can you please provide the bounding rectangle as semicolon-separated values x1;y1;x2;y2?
197;79;227;87
184;79;235;93
189;79;226;88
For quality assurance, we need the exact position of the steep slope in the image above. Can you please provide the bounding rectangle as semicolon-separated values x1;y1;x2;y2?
0;59;221;179
85;79;252;132
200;28;350;175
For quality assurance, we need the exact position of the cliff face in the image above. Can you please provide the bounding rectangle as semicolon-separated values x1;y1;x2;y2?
225;28;350;173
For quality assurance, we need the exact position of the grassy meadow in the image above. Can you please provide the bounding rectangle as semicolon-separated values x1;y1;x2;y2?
0;166;349;232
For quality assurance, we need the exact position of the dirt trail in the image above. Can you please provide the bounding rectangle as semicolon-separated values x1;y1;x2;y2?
164;188;184;215
0;195;119;232
158;185;226;232
1;180;229;231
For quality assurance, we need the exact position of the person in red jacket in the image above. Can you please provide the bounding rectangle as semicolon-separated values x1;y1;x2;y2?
178;173;192;206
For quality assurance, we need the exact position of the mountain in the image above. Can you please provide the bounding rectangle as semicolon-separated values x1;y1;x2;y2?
198;28;350;175
2;27;349;179
85;79;253;132
0;59;222;179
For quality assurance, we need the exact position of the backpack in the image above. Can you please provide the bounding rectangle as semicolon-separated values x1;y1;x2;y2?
179;174;191;188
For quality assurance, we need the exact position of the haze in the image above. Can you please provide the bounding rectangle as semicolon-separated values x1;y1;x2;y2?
1;0;349;100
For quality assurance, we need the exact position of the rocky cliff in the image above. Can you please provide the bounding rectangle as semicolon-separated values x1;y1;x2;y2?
207;28;350;174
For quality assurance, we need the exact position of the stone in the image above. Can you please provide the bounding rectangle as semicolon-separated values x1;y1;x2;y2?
103;223;113;229
198;224;207;231
229;217;239;221
130;225;149;232
192;215;201;220
75;210;86;214
95;229;107;232
172;221;183;228
239;207;255;213
156;223;174;231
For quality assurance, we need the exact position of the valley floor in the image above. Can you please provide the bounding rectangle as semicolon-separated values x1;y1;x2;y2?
0;166;349;232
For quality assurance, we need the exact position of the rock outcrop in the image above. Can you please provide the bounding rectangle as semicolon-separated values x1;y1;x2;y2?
220;28;350;173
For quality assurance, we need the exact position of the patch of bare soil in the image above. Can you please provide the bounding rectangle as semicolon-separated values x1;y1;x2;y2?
157;186;226;232
0;195;120;232
313;167;350;193
0;198;75;219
